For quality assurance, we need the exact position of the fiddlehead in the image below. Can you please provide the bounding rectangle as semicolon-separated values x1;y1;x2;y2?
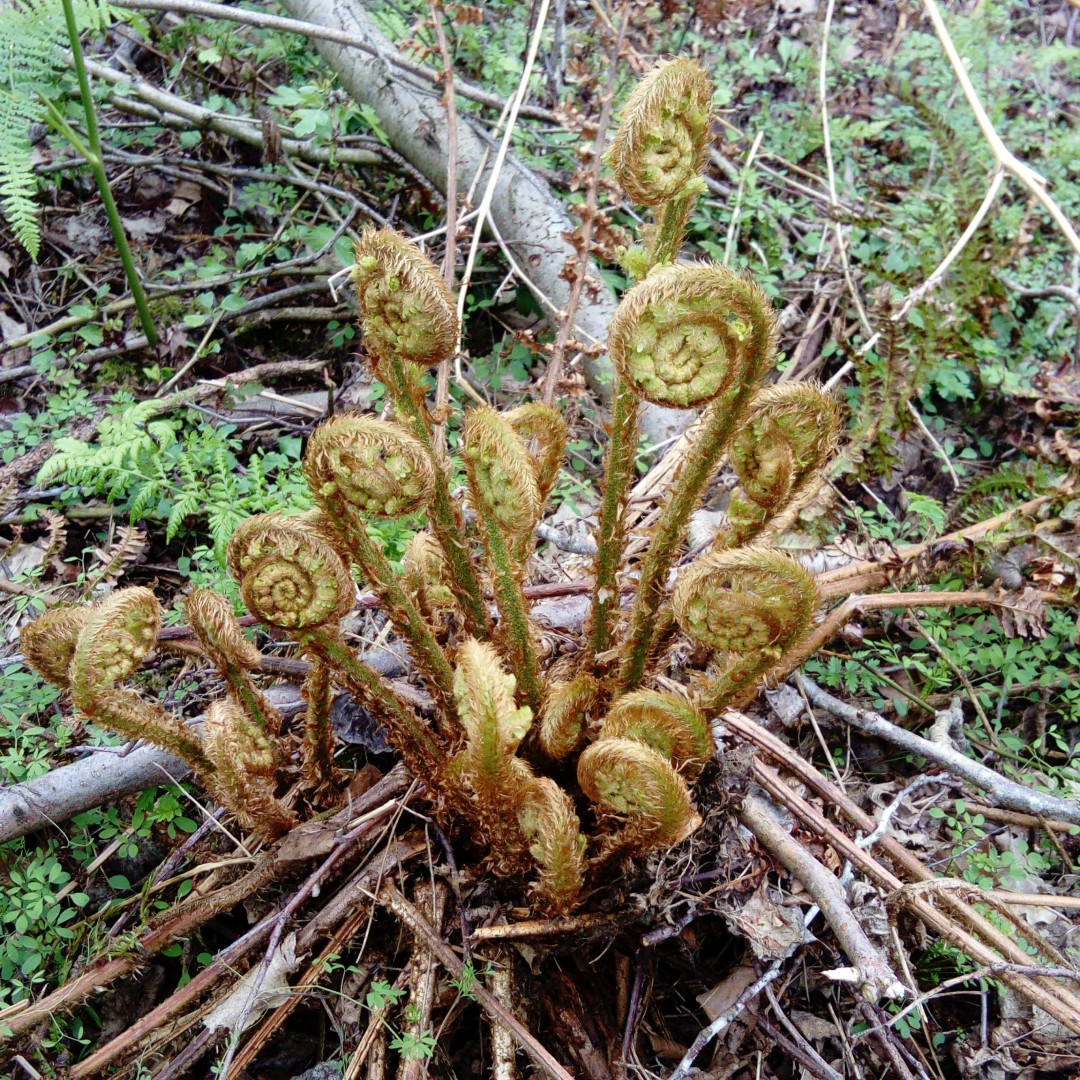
672;547;819;715
201;699;298;840
606;56;713;265
305;416;457;721
185;588;280;738
353;227;459;369
616;264;778;692
67;588;212;773
577;737;701;853
20;604;95;689
462;407;543;709
504;402;567;510
608;262;773;411
228;514;356;633
227;515;443;778
599;689;712;780
404;530;463;639
517;776;587;915
716;383;841;549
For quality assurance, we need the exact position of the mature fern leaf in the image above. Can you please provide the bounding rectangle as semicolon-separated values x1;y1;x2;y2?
0;0;116;258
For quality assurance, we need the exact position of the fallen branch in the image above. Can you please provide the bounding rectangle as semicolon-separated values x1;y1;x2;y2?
738;793;904;1003
797;677;1080;827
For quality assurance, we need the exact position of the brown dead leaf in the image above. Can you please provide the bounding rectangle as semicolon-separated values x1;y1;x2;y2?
990;584;1047;639
166;179;203;217
719;885;811;961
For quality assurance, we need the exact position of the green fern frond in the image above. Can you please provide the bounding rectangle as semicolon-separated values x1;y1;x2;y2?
0;0;116;258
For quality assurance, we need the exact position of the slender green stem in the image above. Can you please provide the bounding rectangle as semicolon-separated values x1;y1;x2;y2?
617;389;753;692
475;507;542;713
384;356;491;638
581;377;639;672
304;629;443;777
58;0;157;346
300;659;337;791
650;196;693;266
223;661;280;738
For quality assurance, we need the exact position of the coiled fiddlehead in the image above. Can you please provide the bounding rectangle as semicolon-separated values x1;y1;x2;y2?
717;383;841;549
608;262;772;411
606;56;712;265
577;737;701;853
672;547;819;715
227;515;443;779
616;265;778;692
352;229;490;638
66;588;212;773
305;416;457;723
463;407;543;709
504;402;567;510
20;604;95;690
353;227;459;369
599;689;712;780
185;588;280;739
201;699;298;840
517;776;587;915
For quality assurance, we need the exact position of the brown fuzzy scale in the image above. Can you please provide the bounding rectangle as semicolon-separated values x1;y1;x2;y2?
353;228;459;367
517;776;587;914
539;673;599;760
403;531;462;639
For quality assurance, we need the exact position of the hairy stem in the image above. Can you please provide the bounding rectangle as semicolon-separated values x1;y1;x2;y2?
582;377;639;672
385;355;491;638
617;390;752;692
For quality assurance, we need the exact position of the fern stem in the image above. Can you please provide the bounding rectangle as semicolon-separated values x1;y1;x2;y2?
57;0;157;346
581;376;638;672
616;391;751;692
384;356;491;639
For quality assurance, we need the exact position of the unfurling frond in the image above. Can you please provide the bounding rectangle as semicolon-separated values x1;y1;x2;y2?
607;262;776;409
578;737;701;850
228;514;355;632
673;548;819;714
672;547;818;655
66;588;212;773
505;402;567;510
719;383;841;547
606;57;713;209
453;638;533;798
185;588;260;671
20;604;96;689
304;415;435;520
353;227;459;367
463;407;542;540
518;776;587;914
404;531;462;634
599;689;713;780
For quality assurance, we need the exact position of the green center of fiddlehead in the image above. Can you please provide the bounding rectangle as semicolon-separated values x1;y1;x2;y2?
304;415;435;519
228;515;355;632
606;56;713;208
608;263;774;409
353;227;459;367
70;586;161;693
672;548;818;656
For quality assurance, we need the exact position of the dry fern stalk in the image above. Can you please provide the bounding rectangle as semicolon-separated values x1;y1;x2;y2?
23;57;844;914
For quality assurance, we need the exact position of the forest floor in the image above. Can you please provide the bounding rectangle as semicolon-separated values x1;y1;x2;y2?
1;1;1079;1077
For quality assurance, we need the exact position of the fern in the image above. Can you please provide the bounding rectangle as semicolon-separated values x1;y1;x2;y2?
0;0;115;258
